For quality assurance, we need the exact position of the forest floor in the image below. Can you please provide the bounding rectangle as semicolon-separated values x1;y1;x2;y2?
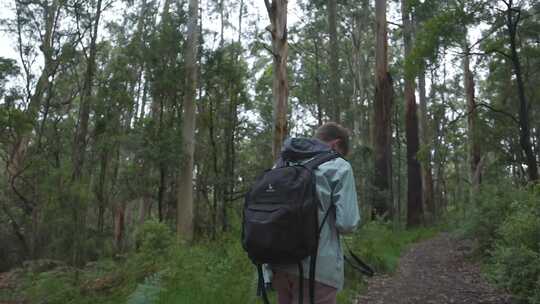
355;233;514;304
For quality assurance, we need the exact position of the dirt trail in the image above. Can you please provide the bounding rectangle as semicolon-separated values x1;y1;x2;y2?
356;233;513;304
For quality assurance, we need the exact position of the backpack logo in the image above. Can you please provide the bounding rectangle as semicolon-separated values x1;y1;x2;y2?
265;184;275;192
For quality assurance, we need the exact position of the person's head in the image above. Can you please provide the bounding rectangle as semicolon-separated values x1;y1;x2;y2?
314;122;351;156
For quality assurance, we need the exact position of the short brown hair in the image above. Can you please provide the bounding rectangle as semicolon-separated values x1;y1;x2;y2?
315;122;351;156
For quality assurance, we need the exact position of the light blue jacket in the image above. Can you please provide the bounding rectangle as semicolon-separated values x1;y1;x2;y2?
268;138;361;290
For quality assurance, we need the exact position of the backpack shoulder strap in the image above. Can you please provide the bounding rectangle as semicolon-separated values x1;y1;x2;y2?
303;151;340;171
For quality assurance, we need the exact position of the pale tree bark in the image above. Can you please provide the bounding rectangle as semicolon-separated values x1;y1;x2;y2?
177;0;199;241
464;44;481;190
418;68;435;221
207;98;220;236
401;0;423;227
373;0;393;220
238;0;244;43
313;35;323;126
264;0;289;161
220;0;225;46
328;0;340;123
132;0;148;125
535;126;540;165
503;0;538;182
433;64;450;218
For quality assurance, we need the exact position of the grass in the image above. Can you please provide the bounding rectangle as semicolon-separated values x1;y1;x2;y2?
3;219;439;304
337;221;438;303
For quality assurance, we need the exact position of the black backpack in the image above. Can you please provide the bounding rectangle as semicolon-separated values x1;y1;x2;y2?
241;151;339;304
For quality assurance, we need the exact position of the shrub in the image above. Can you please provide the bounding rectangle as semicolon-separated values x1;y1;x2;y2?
24;270;79;304
136;219;174;256
462;183;524;254
486;186;540;304
127;272;164;304
157;234;254;304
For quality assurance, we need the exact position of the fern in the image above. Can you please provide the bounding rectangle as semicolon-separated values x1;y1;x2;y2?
127;272;164;304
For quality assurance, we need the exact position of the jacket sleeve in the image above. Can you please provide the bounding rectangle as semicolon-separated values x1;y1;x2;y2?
333;162;360;234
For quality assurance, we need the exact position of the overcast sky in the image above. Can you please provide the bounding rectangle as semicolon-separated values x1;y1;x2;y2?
0;0;303;64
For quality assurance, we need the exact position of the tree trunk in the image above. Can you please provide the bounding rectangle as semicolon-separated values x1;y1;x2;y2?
96;146;110;233
328;0;340;123
177;0;199;241
8;0;59;190
418;68;435;221
238;0;244;43
158;164;167;221
402;0;423;227
207;96;220;236
535;125;540;165
222;83;238;232
373;0;393;220
264;0;289;161
504;1;538;182
313;36;323;126
464;46;481;190
394;100;402;226
70;0;103;265
114;202;126;252
1;203;29;257
220;0;225;46
72;0;103;181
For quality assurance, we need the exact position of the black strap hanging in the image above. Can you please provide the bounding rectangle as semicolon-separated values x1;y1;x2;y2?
343;241;375;277
308;255;316;304
298;262;304;304
257;264;271;304
306;194;336;304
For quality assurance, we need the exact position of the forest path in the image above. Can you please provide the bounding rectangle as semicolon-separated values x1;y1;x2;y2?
355;233;513;304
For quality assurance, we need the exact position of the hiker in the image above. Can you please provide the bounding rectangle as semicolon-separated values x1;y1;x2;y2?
268;122;361;304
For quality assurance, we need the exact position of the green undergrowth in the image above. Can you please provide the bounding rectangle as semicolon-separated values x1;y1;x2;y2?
4;219;438;304
458;183;540;304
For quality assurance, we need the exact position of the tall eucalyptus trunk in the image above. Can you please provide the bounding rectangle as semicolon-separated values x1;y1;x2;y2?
177;0;199;241
373;0;394;220
328;0;340;123
401;0;423;227
264;0;289;161
464;44;481;190
418;68;435;221
313;35;323;126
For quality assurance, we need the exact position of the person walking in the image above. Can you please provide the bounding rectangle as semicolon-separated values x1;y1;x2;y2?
268;122;361;304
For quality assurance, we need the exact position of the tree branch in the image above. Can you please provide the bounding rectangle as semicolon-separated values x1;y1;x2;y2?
477;102;519;124
264;0;272;16
486;48;511;59
387;20;402;28
448;102;519;126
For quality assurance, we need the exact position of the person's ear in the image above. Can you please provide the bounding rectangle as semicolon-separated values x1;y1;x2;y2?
330;139;341;152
